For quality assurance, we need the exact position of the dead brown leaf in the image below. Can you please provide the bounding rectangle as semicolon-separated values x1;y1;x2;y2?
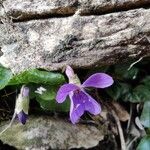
111;101;130;122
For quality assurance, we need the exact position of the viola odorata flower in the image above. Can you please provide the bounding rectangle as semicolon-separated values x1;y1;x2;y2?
15;85;30;124
56;66;114;124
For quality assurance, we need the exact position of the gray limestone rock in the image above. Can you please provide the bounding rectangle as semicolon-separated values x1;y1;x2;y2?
0;0;150;73
0;116;105;149
1;0;150;20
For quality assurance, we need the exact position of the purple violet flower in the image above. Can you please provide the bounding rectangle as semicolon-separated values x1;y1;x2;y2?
56;66;114;124
17;111;28;125
15;86;30;124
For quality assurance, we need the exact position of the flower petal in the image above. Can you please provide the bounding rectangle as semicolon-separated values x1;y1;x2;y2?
69;91;87;124
65;65;75;79
17;111;28;125
84;92;101;115
70;103;84;124
56;84;79;103
21;86;29;97
82;73;114;88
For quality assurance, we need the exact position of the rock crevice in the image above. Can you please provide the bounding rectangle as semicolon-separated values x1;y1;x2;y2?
1;0;150;21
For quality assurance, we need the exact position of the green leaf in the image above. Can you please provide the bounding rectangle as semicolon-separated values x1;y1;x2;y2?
106;76;150;103
132;85;150;102
147;129;150;135
122;92;136;102
36;97;70;112
126;76;150;103
106;82;131;100
36;85;56;100
27;83;39;99
122;85;150;103
8;69;65;85
137;136;150;150
114;64;139;80
0;66;13;89
140;101;150;128
35;86;70;112
141;76;150;87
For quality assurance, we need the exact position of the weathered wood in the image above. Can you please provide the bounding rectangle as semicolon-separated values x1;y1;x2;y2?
0;0;150;73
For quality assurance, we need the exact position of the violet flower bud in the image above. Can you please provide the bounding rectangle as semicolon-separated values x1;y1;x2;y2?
65;65;75;78
65;65;81;86
15;85;30;124
21;86;29;97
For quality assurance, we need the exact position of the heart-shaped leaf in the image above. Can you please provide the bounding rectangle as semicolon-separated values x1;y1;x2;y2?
35;85;70;112
140;101;150;128
8;69;65;85
137;136;150;150
0;66;13;89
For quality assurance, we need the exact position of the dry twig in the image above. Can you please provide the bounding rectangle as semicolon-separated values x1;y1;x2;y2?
111;110;126;150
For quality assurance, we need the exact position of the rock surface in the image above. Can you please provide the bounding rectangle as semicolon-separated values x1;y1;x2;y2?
1;0;150;20
0;116;105;150
0;0;150;73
